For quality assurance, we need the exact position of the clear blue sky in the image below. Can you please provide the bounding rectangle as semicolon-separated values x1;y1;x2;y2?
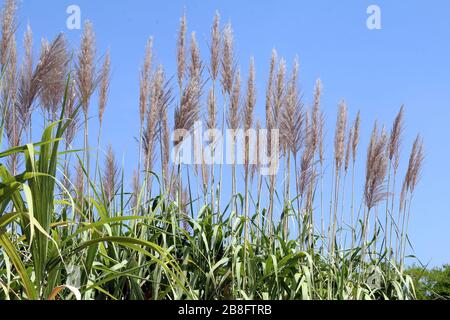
15;0;450;267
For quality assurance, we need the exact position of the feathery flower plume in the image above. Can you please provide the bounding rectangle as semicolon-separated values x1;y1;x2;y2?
227;69;241;129
103;144;118;202
189;32;201;80
281;58;303;156
2;33;16;101
313;79;322;112
210;12;220;81
76;21;96;117
177;13;186;88
311;78;322;155
244;58;256;166
173;79;200;146
0;0;16;68
265;50;277;153
174;39;201;148
272;57;286;127
64;80;79;147
207;87;216;134
364;123;388;210
244;58;256;132
221;23;234;95
139;38;153;125
40;35;69;120
389;105;404;170
17;24;33;129
400;135;424;209
334;100;348;171
410;138;424;192
144;69;162;170
18;34;68;126
98;49;111;125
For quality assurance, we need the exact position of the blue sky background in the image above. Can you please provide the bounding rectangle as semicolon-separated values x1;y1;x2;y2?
13;0;450;266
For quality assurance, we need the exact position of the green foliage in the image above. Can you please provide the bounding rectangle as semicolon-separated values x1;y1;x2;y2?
406;265;450;300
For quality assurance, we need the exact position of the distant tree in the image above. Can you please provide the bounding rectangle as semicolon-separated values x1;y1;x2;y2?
407;264;450;300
